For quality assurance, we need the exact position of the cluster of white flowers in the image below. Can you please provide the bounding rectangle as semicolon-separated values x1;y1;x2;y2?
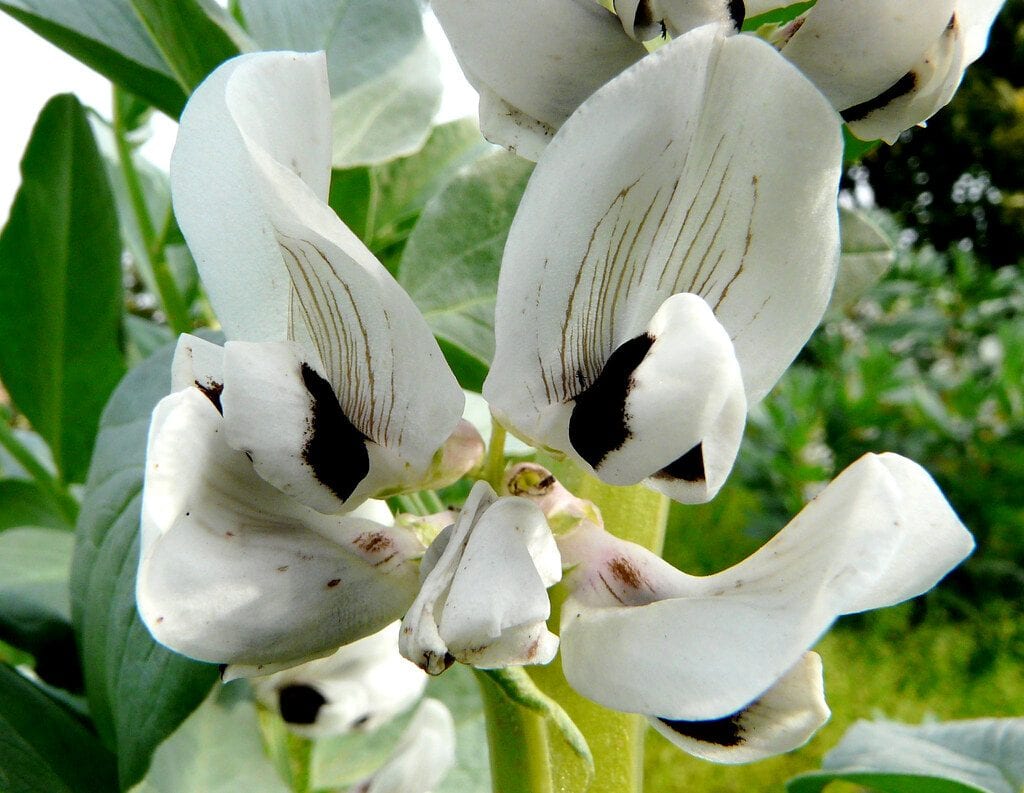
137;0;999;776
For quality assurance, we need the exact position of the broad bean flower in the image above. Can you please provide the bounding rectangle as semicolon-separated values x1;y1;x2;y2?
252;621;426;737
432;0;1003;157
517;454;973;763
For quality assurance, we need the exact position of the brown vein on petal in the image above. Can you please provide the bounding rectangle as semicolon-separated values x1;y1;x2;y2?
673;154;732;295
714;175;758;311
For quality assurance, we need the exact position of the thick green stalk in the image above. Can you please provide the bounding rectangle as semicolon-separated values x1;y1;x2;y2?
533;460;669;793
483;420;507;490
476;670;555;793
0;415;78;524
111;87;191;335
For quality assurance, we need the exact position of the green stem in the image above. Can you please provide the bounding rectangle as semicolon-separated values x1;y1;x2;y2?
112;87;191;335
0;416;78;524
476;670;555;793
483;419;507;490
420;488;445;513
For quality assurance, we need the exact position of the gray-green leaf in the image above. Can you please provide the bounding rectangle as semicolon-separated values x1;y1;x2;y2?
238;0;442;167
398;151;533;390
0;94;126;484
826;207;896;318
71;340;218;789
0;0;185;116
0;663;118;793
787;718;1024;793
128;683;289;793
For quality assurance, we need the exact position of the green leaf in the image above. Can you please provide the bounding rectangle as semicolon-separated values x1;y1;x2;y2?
0;527;74;631
843;125;882;164
0;94;127;484
0;663;118;793
311;664;492;792
826;208;896;319
0;479;71;532
238;0;442;166
129;0;247;92
399;152;533;389
128;683;289;793
0;1;186;117
71;339;218;789
124;315;175;366
330;119;490;254
787;719;1024;793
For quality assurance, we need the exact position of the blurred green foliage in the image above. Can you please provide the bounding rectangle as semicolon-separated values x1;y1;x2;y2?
664;239;1024;617
856;1;1024;262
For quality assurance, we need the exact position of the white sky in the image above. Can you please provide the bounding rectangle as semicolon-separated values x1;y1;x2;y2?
0;10;477;227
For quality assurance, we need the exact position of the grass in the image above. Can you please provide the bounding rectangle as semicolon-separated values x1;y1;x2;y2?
642;604;1024;791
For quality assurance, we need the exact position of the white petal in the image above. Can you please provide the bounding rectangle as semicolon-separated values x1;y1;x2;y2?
840;5;1001;144
432;0;645;159
253;622;426;738
171;333;224;393
782;0;956;113
615;0;744;40
350;698;456;793
558;453;972;719
649;652;830;763
439;497;560;663
566;293;746;503
400;483;560;672
171;52;332;340
137;388;422;667
175;52;465;475
485;26;841;476
960;0;1005;64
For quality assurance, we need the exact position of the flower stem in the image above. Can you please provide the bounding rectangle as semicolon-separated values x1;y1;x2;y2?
111;87;191;336
483;418;507;490
0;411;78;524
476;670;555;793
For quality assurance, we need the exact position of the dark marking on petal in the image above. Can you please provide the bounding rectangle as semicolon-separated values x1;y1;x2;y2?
217;663;228;680
569;334;654;469
194;380;224;414
841;71;918;122
155;616;164;624
279;684;327;725
225;531;235;538
608;556;646;590
727;0;745;30
326;578;341;588
354;531;393;554
300;362;369;502
657;443;706;483
352;714;371;729
632;0;654;32
947;12;957;30
277;565;289;572
658;710;745;746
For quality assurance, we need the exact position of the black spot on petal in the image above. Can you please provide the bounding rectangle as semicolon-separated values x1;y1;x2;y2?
658;711;745;746
279;684;327;725
657;442;706;483
195;380;224;414
841;71;918;123
633;0;654;32
727;0;745;30
300;363;369;502
569;334;653;469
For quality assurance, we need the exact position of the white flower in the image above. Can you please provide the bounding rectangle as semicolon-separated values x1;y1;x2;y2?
771;0;1006;143
137;51;477;670
252;622;426;738
555;453;974;762
483;26;842;504
400;482;561;673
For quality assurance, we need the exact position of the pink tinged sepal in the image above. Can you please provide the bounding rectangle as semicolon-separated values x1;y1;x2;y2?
349;698;456;793
503;462;604;534
650;652;830;764
399;482;560;674
251;622;426;738
557;453;971;753
485;25;841;505
137;386;424;671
